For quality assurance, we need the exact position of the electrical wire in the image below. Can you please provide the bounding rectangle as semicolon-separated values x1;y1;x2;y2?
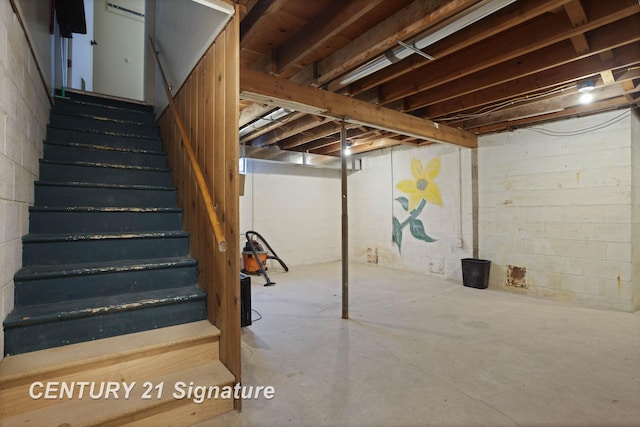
251;308;262;322
524;107;635;137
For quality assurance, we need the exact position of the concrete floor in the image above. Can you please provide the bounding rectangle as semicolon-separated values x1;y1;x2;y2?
199;262;640;427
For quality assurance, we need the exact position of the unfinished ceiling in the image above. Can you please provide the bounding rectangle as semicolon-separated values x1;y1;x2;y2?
237;0;640;156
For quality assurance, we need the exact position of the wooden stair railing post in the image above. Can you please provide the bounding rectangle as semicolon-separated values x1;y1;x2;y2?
148;37;227;252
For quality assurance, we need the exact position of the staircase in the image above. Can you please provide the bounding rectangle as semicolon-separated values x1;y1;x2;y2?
0;92;235;424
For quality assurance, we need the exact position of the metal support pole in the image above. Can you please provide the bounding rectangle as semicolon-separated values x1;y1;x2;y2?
340;120;349;319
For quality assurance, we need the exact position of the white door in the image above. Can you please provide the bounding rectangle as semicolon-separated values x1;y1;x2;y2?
92;0;145;100
70;0;94;91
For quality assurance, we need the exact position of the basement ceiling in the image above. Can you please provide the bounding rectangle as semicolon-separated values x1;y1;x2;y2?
237;0;640;156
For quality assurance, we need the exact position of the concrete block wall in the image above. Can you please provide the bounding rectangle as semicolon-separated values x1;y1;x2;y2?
349;144;474;283
631;109;640;311
478;110;635;311
239;159;342;267
0;1;50;357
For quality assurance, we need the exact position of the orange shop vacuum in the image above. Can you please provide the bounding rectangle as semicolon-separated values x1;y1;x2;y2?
242;231;288;286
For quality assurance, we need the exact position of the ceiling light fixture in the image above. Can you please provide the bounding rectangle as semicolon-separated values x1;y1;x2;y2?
579;92;594;104
578;80;596;92
578;80;596;104
344;142;352;156
337;0;517;87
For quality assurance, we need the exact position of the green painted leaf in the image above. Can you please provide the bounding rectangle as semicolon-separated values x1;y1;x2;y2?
392;217;403;253
409;218;437;243
395;197;409;212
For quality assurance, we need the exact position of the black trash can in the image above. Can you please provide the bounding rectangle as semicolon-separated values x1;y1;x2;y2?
461;258;491;289
240;273;252;326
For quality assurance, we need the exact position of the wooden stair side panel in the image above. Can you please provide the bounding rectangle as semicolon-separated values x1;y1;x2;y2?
0;321;218;388
0;340;218;419
96;362;235;427
0;321;235;426
0;361;234;427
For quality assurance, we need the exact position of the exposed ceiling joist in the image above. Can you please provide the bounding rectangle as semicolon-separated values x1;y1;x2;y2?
248;115;329;147
345;0;574;95
237;0;640;157
563;0;590;53
271;0;385;75
404;17;640;112
291;0;478;87
381;1;640;105
240;69;478;148
424;45;640;120
279;121;358;150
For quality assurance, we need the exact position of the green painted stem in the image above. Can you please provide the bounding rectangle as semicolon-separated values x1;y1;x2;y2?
400;199;426;228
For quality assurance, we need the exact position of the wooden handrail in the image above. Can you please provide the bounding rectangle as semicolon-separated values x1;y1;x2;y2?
148;37;227;252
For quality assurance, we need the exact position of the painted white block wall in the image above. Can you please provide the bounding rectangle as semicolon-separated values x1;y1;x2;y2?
349;144;474;283
478;110;635;311
631;109;640;311
0;1;50;358
240;160;341;268
240;110;638;312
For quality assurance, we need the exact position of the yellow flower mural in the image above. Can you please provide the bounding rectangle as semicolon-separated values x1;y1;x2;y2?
396;157;443;211
393;157;443;253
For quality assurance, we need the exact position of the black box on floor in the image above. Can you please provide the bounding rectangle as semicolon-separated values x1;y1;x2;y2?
240;273;252;327
461;258;491;289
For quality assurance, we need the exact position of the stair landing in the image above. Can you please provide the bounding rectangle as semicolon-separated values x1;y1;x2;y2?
0;321;235;426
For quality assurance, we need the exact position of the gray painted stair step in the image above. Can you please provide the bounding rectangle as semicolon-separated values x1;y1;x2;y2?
14;256;197;305
39;160;172;186
50;112;160;139
46;127;164;152
22;231;190;266
58;91;153;112
3;286;207;355
29;206;183;233
34;181;177;208
54;98;157;125
44;142;167;168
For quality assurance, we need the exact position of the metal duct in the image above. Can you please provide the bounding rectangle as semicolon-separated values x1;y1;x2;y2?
241;145;362;171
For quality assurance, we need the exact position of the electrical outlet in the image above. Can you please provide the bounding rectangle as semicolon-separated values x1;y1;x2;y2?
455;238;463;248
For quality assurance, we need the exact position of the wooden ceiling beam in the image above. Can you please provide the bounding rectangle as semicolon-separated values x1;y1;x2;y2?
290;0;477;87
313;136;403;156
239;102;272;127
240;0;288;45
404;16;640;111
272;0;385;75
250;115;328;147
598;50;616;85
563;1;590;53
240;68;477;147
600;69;616;85
380;0;640;104
240;111;305;144
424;44;640;120
466;96;636;134
346;0;574;95
457;76;639;129
278;121;352;150
297;128;367;152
